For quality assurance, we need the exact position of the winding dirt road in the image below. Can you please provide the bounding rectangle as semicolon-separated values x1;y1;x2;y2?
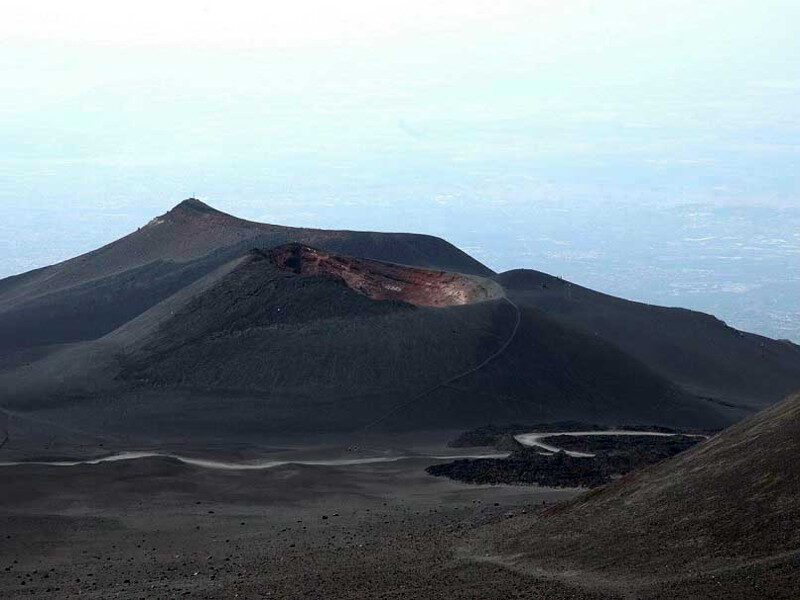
0;451;509;471
515;430;705;458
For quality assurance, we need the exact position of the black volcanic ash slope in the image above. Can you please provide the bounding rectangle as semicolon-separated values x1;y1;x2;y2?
474;392;800;599
2;247;729;442
111;248;728;433
498;269;800;410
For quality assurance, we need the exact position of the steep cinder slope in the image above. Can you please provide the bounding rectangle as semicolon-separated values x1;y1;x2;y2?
475;392;800;599
2;249;729;444
403;303;733;431
497;269;800;409
0;199;493;359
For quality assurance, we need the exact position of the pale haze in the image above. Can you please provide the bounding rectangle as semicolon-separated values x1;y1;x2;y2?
2;0;799;339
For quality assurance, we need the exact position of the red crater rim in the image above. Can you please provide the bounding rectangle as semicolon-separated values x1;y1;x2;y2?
266;243;502;307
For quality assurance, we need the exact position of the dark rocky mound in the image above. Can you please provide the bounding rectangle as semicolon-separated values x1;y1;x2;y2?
428;450;611;488
429;435;700;488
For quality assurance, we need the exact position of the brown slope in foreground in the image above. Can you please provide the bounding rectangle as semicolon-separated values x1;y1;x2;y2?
472;392;800;599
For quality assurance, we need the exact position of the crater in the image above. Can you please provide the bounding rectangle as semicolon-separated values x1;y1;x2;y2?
266;243;502;307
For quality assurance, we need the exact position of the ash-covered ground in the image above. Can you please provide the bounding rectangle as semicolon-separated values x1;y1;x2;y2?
0;435;589;600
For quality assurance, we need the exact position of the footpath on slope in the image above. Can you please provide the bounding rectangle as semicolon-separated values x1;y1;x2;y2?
356;296;523;435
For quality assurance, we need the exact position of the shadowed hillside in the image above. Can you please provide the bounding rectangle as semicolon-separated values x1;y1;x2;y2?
498;269;800;409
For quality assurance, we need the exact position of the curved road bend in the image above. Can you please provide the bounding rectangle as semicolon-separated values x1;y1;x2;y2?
515;430;708;458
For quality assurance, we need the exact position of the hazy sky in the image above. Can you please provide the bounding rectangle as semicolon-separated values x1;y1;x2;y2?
2;1;799;338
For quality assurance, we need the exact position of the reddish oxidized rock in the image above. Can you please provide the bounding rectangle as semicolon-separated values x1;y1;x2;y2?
267;243;501;307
